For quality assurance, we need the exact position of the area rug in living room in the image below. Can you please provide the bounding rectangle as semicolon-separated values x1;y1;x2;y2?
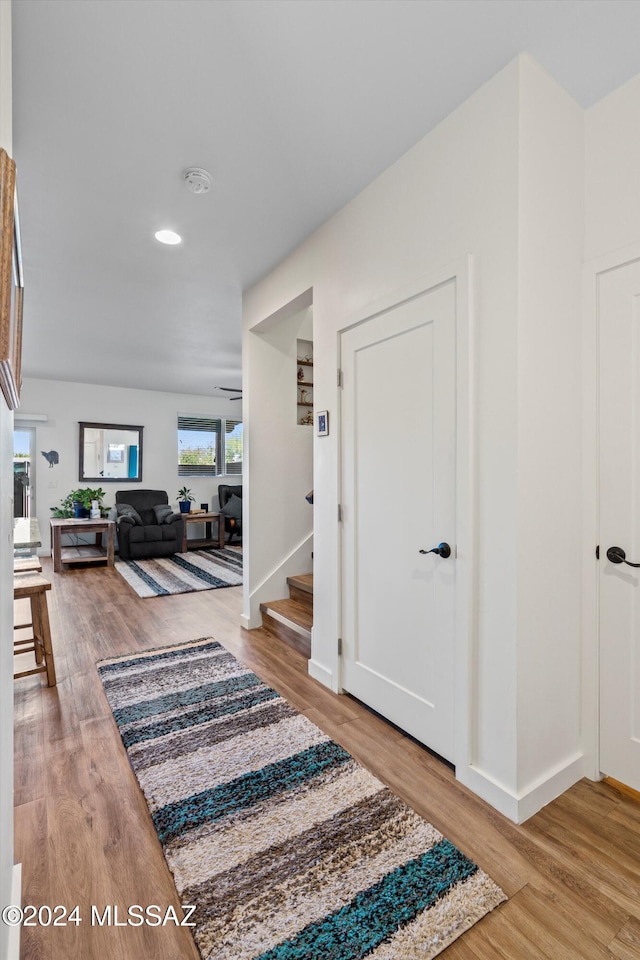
114;548;242;597
97;638;506;960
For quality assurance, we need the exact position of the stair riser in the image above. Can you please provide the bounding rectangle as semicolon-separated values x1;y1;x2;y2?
288;584;313;610
261;611;311;658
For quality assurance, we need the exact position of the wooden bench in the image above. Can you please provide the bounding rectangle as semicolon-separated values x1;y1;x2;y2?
14;557;43;574
13;573;56;686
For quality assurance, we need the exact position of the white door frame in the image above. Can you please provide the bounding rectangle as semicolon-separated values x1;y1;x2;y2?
582;241;640;782
337;255;474;774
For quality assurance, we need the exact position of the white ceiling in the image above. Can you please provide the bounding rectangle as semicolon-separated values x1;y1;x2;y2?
11;0;640;397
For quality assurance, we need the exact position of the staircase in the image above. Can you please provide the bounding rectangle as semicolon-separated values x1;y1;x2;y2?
260;574;313;658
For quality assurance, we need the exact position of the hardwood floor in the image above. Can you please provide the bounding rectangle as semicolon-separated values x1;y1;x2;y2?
13;559;640;959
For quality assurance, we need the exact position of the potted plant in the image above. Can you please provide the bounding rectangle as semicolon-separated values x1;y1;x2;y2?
51;487;106;519
177;486;195;514
72;487;106;518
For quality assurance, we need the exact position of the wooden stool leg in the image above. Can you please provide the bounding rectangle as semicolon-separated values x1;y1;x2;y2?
35;593;56;687
31;595;44;665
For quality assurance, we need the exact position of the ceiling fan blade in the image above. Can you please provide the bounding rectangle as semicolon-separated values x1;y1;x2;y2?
216;386;243;393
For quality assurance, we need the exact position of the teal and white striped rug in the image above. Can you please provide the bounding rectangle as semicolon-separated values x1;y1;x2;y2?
114;548;242;597
97;639;505;960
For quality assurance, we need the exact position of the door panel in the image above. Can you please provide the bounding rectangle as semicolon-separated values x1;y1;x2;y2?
341;280;456;762
599;258;640;791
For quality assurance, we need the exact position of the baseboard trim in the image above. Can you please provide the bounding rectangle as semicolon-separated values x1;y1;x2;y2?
240;612;261;630
308;658;334;690
8;863;21;960
516;752;585;822
458;752;584;823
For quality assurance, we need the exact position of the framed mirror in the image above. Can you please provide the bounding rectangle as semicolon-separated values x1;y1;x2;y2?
79;422;143;482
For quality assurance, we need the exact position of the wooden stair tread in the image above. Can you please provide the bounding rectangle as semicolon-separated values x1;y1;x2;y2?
287;573;313;595
260;597;313;632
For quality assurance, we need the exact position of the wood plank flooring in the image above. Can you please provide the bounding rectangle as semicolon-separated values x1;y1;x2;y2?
13;559;640;959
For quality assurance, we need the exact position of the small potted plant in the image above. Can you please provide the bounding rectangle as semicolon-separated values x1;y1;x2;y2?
177;486;195;514
71;486;106;519
51;487;106;519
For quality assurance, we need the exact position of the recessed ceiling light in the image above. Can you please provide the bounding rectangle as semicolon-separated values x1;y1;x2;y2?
155;229;182;245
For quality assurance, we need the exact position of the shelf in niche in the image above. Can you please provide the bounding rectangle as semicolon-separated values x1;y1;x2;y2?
297;337;313;425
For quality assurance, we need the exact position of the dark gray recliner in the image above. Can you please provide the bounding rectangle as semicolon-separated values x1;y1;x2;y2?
116;489;184;560
218;484;242;543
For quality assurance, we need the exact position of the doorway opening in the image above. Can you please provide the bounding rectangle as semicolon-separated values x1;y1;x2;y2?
13;425;34;518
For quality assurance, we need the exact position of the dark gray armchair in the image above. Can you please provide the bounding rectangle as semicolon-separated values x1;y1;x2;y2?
115;489;184;560
218;484;242;543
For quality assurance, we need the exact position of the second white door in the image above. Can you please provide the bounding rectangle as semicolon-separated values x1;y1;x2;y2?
598;257;640;792
340;278;457;763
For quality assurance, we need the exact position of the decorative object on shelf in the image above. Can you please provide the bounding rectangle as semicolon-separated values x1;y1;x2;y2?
51;486;107;519
0;148;23;410
317;410;329;436
177;486;195;513
297;338;314;424
41;450;59;468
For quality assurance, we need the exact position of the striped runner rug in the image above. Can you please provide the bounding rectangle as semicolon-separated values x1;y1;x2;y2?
114;547;242;597
97;638;506;960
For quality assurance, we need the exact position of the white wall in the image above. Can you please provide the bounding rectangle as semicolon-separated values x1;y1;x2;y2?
244;55;586;821
585;72;640;262
0;2;14;956
246;58;522;800
514;57;584;809
20;377;242;554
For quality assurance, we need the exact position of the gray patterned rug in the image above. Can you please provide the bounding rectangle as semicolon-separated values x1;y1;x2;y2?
97;638;505;959
114;548;242;597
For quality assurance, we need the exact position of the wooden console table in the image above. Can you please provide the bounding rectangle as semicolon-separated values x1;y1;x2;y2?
181;512;224;552
50;518;115;572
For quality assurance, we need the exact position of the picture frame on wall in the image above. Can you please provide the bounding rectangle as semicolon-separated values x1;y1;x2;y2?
0;148;23;411
317;410;329;437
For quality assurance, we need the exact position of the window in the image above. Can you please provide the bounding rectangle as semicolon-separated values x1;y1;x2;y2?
178;415;243;477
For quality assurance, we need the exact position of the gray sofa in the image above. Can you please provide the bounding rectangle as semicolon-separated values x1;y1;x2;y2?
115;489;184;560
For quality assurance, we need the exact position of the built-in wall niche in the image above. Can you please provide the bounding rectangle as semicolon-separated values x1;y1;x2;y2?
297;339;313;425
79;421;143;482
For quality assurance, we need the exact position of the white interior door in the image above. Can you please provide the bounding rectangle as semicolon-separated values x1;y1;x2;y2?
599;257;640;791
341;279;457;763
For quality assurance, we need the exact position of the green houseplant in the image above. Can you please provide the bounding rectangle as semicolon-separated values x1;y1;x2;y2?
51;486;107;519
177;486;195;514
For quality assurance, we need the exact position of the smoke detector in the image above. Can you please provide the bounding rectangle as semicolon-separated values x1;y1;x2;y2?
183;167;213;195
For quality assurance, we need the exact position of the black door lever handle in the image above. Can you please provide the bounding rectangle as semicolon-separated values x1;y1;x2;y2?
606;546;640;568
419;542;451;559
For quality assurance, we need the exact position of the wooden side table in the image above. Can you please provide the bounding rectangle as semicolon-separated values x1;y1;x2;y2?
181;512;224;552
50;518;115;573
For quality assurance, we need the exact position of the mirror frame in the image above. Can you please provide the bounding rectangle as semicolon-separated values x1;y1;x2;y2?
78;421;144;483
